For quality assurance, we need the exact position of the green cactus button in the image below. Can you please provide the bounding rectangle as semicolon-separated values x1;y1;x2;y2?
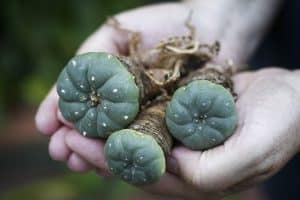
166;80;237;150
104;129;165;185
56;52;139;138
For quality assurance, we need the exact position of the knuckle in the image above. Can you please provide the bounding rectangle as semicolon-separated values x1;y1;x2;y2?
48;130;70;161
67;154;91;173
247;144;279;178
48;142;63;161
256;67;287;76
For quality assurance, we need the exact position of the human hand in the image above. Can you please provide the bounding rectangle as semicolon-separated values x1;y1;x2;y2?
166;68;300;199
36;2;202;174
35;1;283;199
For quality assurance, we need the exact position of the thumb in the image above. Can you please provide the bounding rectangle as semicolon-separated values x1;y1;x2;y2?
171;120;268;193
76;23;126;55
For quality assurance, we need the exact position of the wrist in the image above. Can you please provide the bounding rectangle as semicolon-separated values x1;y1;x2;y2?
182;0;282;65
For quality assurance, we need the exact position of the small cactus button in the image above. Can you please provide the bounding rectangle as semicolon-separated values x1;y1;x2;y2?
104;129;165;185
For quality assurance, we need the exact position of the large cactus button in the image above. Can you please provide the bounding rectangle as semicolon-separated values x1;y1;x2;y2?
166;80;237;150
56;52;139;138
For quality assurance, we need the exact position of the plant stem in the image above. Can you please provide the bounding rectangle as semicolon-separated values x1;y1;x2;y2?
129;100;173;155
118;56;180;105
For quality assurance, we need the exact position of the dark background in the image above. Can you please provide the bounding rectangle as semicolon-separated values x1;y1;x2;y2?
0;0;299;199
0;1;162;199
252;1;300;199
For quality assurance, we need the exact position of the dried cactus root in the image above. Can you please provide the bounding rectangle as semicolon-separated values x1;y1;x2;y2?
56;52;178;138
130;100;172;154
166;64;237;150
140;33;220;76
104;100;172;185
118;56;180;104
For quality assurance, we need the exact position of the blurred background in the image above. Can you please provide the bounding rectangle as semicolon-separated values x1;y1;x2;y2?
0;0;167;199
0;0;299;199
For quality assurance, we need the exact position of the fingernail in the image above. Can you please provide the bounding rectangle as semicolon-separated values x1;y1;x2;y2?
166;156;179;175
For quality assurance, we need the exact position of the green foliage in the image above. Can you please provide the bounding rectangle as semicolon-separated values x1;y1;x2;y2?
0;172;138;200
21;75;51;106
0;0;148;112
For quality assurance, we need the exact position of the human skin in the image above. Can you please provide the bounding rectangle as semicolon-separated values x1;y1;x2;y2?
34;1;300;199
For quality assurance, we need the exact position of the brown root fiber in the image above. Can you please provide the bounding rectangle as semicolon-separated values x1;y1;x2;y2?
117;56;180;104
141;38;220;72
106;18;181;104
106;16;220;74
106;17;221;105
129;100;172;155
139;13;220;72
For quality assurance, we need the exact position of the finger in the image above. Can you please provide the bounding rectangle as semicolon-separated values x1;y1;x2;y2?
64;130;108;173
141;173;186;198
114;3;190;51
232;67;289;95
67;153;94;173
78;3;192;55
77;25;121;55
256;67;288;77
35;86;60;135
166;156;180;175
142;173;219;200
95;168;111;177
226;172;272;195
171;125;263;193
57;109;74;128
48;127;71;161
232;72;254;95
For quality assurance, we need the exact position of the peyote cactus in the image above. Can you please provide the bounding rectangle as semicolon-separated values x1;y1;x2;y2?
56;52;139;137
54;18;238;186
104;101;172;185
166;65;237;150
104;129;165;185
